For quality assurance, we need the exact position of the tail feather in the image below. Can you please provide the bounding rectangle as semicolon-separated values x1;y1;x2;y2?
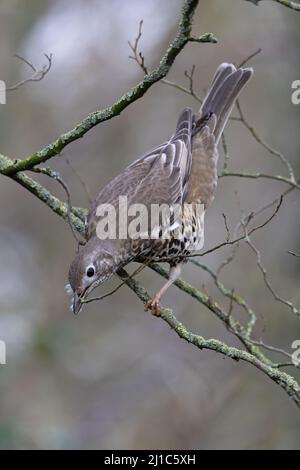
186;63;253;207
198;63;253;143
201;63;236;116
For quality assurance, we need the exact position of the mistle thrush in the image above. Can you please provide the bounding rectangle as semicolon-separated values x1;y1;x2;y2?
67;63;253;314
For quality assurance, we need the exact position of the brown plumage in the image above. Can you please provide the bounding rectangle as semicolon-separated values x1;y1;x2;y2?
67;63;253;314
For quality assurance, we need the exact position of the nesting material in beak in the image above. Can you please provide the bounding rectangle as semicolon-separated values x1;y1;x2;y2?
65;283;83;315
72;292;83;315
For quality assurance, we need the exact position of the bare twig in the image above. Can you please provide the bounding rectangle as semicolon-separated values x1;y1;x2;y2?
184;195;284;259
161;77;203;103
185;64;195;89
245;0;300;11
288;250;300;258
65;158;92;204
7;53;52;92
2;0;213;176
241;212;300;319
226;288;235;329
237;48;262;68
191;259;257;337
128;18;210;104
249;339;293;361
234;99;295;181
222;213;231;242
83;262;150;305
0;0;299;411
128;20;148;75
233;179;299;238
121;264;300;403
216;244;239;278
220;170;299;190
30;166;86;247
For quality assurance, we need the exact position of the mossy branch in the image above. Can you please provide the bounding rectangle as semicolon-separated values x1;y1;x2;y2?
117;266;300;409
0;0;217;176
0;0;299;410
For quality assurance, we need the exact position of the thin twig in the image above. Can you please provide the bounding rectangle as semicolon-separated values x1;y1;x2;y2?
65;157;92;204
128;18;204;103
245;0;300;11
233;179;299;238
183;195;284;259
161;78;202;103
241;211;300;319
237;48;262;68
2;0;209;176
0;0;300;410
222;212;231;242
191;259;257;337
30;167;85;247
288;250;300;258
7;53;52;92
128;20;148;75
235;99;295;181
249;339;293;361
216;244;239;278
83;261;150;305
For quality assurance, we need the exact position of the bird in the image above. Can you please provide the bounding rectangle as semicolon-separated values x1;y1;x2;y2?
67;63;253;315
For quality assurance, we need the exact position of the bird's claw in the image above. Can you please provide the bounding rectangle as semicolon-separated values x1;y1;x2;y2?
145;297;161;316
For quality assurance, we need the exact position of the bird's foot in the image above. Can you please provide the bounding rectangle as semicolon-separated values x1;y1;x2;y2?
145;296;161;316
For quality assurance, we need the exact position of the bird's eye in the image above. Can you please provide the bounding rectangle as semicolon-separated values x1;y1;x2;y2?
86;265;95;278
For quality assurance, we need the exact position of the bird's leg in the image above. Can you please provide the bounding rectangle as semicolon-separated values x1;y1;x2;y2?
145;263;182;316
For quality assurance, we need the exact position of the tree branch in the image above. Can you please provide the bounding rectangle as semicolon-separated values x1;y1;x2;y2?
117;266;300;408
1;0;217;176
0;153;86;233
6;53;52;92
245;0;300;11
0;0;299;411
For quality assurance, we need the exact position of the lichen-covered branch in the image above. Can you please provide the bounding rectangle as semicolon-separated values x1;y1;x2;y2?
0;153;86;233
117;267;300;409
0;0;299;411
1;0;217;176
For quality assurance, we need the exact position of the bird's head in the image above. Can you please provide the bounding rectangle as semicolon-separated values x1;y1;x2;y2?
66;238;118;314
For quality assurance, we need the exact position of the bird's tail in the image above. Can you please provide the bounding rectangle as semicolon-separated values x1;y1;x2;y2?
196;63;253;144
186;64;253;207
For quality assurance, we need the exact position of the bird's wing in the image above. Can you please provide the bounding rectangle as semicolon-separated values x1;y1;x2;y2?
87;108;193;239
129;107;193;201
86;162;152;239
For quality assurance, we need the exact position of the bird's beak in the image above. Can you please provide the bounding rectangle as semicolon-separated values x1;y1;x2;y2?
72;292;83;315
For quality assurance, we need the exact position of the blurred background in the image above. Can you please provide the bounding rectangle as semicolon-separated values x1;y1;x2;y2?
0;0;299;450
